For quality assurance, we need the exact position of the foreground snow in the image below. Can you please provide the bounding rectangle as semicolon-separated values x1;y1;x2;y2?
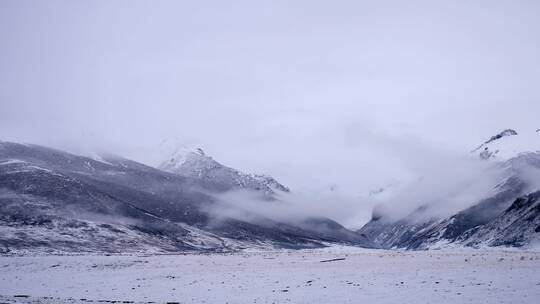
1;246;539;304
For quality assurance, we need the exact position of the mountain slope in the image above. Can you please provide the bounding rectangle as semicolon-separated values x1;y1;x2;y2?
0;141;371;254
357;129;540;249
158;146;289;194
460;190;540;247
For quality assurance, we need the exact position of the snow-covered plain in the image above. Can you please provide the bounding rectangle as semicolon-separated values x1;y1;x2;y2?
1;247;539;304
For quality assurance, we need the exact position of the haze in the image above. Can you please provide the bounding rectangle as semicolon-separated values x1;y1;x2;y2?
1;1;539;225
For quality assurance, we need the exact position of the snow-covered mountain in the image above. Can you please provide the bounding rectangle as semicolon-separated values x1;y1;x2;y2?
158;145;289;194
3;127;538;254
460;190;540;247
472;128;540;160
358;128;540;249
0;141;370;254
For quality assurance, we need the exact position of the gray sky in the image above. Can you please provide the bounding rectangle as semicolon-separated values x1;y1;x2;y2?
1;1;540;217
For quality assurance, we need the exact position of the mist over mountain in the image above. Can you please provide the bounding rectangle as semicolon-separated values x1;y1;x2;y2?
0;140;370;254
358;128;540;249
2;127;539;254
2;2;540;304
0;0;539;253
158;142;289;194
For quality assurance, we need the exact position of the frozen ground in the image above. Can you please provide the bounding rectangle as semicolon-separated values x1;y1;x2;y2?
1;246;539;304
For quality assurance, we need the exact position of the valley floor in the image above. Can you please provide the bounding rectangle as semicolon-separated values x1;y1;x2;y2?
0;246;539;304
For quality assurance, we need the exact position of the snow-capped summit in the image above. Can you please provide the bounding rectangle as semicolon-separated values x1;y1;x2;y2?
156;138;205;167
157;140;289;194
159;145;211;174
472;128;540;160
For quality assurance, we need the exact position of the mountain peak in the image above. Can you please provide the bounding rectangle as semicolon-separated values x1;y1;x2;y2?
472;128;539;160
155;137;212;171
472;129;518;153
159;145;214;173
486;129;518;144
155;139;289;193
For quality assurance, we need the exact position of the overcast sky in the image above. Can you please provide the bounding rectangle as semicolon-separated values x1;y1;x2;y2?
1;1;540;210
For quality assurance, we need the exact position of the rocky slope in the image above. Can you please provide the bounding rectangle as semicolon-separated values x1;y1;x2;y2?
460;190;540;247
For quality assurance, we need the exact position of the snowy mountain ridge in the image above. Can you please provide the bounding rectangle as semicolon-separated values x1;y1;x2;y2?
158;144;289;194
472;128;540;160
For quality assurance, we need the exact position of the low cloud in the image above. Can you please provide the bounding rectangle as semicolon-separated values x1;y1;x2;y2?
204;128;539;229
204;189;371;229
